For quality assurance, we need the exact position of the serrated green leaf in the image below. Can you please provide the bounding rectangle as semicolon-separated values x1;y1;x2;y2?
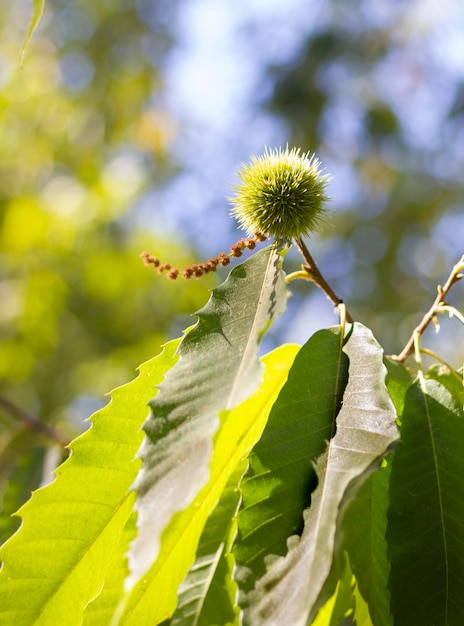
20;0;45;64
387;378;464;626
117;342;298;625
0;339;181;626
243;323;399;626
234;327;348;594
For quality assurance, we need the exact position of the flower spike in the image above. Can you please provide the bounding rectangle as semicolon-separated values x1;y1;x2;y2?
141;232;266;280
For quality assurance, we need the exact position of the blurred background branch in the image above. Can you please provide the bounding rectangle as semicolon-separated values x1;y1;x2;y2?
0;395;68;447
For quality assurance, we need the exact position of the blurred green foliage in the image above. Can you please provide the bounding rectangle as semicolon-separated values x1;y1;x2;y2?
0;0;463;547
0;0;213;535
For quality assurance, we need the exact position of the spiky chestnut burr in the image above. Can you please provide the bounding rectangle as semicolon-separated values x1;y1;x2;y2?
230;146;330;241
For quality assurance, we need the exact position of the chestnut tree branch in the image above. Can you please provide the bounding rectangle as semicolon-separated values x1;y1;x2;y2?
395;254;464;363
294;236;354;323
0;395;69;447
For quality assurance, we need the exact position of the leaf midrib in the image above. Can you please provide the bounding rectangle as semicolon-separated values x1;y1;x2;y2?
422;381;449;623
225;246;278;411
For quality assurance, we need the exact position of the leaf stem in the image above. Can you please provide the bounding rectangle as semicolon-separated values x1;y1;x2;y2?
0;395;69;447
294;236;354;323
395;254;464;363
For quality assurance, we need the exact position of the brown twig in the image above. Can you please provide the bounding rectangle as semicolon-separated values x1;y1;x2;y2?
395;254;464;363
294;236;354;323
0;395;69;447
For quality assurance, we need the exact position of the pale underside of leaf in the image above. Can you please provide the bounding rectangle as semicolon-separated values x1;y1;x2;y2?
338;358;411;626
127;246;288;590
244;323;399;626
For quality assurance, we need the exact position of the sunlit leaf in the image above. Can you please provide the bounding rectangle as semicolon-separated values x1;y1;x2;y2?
168;465;244;626
118;342;298;625
387;378;464;626
352;577;374;626
82;511;137;626
234;327;348;593
243;323;399;626
0;339;181;626
312;554;355;626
